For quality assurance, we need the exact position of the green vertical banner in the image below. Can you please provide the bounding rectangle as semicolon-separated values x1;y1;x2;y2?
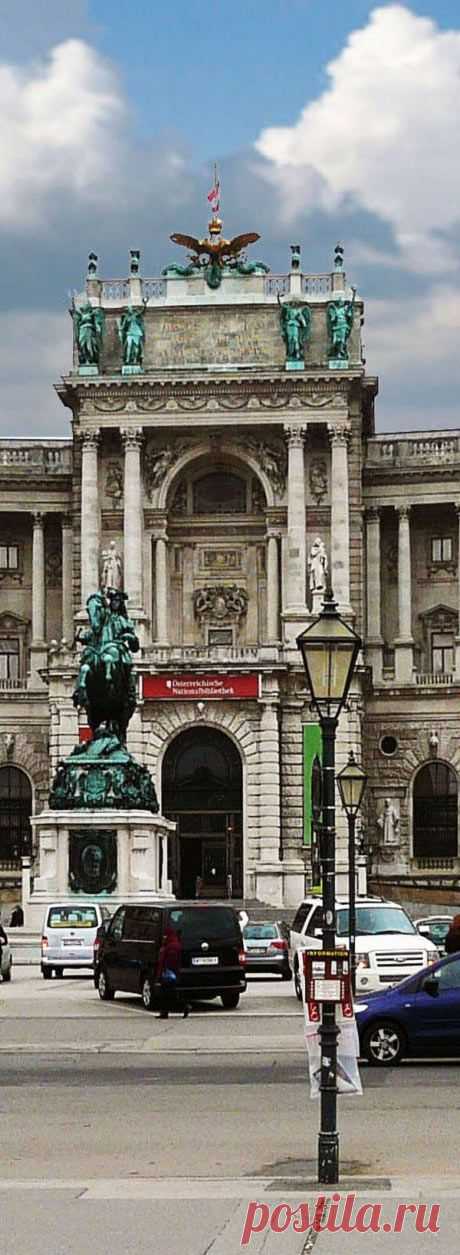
303;723;322;845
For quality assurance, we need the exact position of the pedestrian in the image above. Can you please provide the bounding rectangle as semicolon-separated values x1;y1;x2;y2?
10;904;24;927
444;914;460;954
0;920;7;945
158;925;191;1020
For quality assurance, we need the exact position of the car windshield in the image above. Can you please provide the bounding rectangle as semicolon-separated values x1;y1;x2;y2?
47;907;98;928
419;921;450;943
244;925;277;940
336;906;416;937
168;908;240;944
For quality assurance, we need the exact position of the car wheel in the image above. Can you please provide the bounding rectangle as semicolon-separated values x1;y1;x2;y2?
294;960;302;1002
362;1020;406;1066
41;966;52;980
281;968;292;982
221;991;240;1009
141;975;155;1011
98;968;115;1001
2;963;12;982
54;967;64;978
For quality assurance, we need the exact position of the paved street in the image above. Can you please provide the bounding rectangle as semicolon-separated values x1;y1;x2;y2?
1;968;459;1252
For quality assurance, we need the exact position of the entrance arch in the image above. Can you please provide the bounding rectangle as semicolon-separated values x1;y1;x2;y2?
413;760;458;860
162;727;243;899
0;765;32;866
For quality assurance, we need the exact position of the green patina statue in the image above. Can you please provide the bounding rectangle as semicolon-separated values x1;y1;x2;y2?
49;588;159;813
279;299;312;361
117;305;146;367
73;303;105;367
327;288;356;360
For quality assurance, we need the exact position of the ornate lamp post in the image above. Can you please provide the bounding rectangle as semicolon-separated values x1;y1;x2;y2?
337;751;368;996
297;594;362;1185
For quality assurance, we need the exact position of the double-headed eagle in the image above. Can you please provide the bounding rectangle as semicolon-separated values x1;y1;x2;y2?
170;230;260;266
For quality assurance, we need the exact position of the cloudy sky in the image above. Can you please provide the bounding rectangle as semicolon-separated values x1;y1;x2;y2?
0;0;458;436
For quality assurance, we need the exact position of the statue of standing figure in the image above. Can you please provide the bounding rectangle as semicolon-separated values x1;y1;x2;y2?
308;537;328;593
377;798;400;846
278;298;311;361
101;541;123;592
118;304;146;367
327;288;356;360
73;303;105;367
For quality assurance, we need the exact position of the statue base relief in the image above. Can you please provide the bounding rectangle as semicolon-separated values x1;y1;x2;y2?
77;365;99;375
122;364;143;375
285;359;305;371
24;808;176;930
328;357;349;370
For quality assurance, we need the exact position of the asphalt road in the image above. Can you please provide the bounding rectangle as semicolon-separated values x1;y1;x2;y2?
1;968;459;1253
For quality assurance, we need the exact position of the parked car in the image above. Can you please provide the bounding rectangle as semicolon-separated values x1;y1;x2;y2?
290;896;439;1000
414;915;455;956
41;902;113;978
95;902;247;1010
356;951;460;1065
0;935;12;982
243;920;291;980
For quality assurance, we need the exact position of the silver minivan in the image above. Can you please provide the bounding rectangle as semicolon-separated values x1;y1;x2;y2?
41;902;113;978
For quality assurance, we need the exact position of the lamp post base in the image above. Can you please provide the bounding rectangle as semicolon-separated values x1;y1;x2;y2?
318;1131;339;1185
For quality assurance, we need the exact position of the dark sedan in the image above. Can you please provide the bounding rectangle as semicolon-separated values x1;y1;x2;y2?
243;921;291;980
355;951;460;1065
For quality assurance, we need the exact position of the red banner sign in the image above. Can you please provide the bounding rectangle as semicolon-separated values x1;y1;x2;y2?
143;673;260;701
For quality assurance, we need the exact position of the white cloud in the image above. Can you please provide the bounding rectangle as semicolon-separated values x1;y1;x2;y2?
366;284;460;375
0;39;125;229
255;5;460;271
0;311;71;435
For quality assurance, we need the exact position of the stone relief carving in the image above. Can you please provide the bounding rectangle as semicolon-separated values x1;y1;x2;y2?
241;437;287;497
193;585;249;622
45;541;62;587
200;550;243;573
171;479;188;514
105;461;123;504
144;440;190;496
251;478;266;513
309;459;328;504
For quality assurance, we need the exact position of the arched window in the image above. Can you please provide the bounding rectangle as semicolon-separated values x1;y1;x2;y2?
0;766;32;865
193;472;246;515
413;761;458;860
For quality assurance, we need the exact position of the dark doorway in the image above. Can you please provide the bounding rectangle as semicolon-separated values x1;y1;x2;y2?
0;766;32;867
413;761;458;860
162;728;243;899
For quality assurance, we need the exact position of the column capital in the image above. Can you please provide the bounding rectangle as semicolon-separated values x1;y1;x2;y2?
61;513;73;530
284;424;307;447
396;504;411;519
121;426;144;449
454;503;460;517
81;428;100;449
327;420;351;446
364;505;381;522
32;510;45;527
267;527;281;541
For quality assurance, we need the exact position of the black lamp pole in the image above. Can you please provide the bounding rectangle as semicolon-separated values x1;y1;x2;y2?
337;751;368;998
297;593;362;1187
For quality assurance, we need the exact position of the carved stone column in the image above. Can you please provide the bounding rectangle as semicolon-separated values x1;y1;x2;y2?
282;426;307;644
121;427;144;613
394;504;414;683
154;525;168;644
455;504;460;681
28;511;47;688
80;429;100;604
365;506;383;683
266;532;280;642
328;422;351;612
61;514;74;644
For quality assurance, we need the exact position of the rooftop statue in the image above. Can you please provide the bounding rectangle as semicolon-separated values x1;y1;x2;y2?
73;303;105;367
279;299;311;361
327;288;356;361
118;304;146;367
166;212;264;289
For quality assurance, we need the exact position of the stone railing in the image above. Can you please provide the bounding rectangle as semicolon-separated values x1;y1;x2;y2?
415;672;454;687
84;270;343;305
414;857;455;870
0;677;27;690
0;443;72;473
301;274;334;296
367;433;460;469
145;645;275;666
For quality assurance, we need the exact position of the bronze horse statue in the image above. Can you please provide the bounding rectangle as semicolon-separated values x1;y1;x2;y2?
72;590;139;745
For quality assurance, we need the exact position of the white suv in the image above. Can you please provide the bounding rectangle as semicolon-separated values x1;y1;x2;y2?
290;896;439;999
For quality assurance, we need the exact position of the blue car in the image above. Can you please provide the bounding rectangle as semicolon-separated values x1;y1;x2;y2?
355;951;460;1066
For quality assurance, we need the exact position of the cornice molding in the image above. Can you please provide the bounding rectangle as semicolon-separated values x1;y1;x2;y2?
58;372;355;418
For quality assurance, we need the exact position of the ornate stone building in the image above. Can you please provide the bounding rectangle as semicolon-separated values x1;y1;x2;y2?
0;233;458;909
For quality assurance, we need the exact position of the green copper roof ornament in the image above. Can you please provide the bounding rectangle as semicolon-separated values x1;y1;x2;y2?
278;296;311;369
73;302;105;371
165;171;266;288
327;286;356;367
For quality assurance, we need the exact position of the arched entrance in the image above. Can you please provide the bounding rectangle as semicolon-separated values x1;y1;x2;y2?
413;761;458;860
162;728;243;899
0;766;32;867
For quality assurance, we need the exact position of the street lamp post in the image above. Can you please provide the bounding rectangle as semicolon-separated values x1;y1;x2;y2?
297;594;362;1186
337;752;368;996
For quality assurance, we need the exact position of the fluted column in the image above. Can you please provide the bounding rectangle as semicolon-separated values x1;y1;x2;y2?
154;529;168;644
328;422;351;611
28;511;47;688
61;514;74;644
365;506;383;683
80;429;100;604
395;504;414;683
284;425;307;614
257;700;281;865
266;532;280;642
121;427;144;612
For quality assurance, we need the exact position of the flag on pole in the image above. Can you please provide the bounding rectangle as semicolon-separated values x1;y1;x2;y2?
207;166;220;214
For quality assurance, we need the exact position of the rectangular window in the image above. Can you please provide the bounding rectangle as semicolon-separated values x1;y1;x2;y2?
431;536;453;563
0;545;19;570
431;632;454;674
0;638;19;681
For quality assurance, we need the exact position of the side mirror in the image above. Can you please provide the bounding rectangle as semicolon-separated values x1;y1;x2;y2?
422;976;439;997
314;928;323;938
417;924;431;936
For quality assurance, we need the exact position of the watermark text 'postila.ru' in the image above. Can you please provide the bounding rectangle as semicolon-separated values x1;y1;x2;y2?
240;1194;440;1245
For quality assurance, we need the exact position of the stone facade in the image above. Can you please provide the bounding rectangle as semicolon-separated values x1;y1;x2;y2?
0;244;459;907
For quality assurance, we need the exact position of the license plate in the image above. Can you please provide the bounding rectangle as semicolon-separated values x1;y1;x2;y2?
64;939;82;946
248;948;265;955
192;956;219;966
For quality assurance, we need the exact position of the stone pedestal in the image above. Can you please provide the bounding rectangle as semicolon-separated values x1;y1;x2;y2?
24;809;175;930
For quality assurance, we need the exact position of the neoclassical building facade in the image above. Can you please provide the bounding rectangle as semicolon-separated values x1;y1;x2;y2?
0;237;459;908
